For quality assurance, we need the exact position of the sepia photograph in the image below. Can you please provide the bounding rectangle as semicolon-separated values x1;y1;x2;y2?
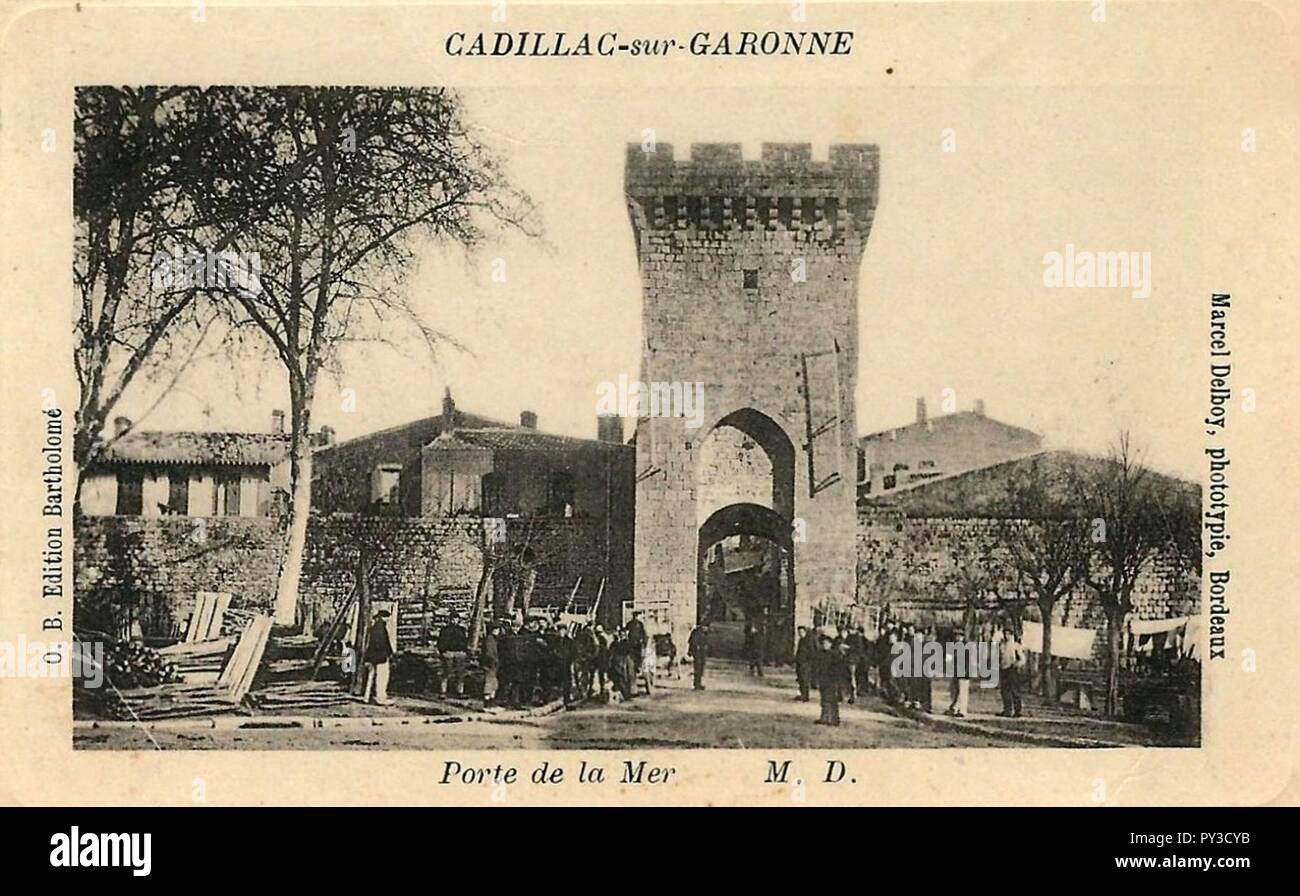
68;84;1202;752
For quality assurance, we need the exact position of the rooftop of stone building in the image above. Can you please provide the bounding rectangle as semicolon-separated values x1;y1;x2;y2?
94;430;293;468
425;426;628;453
860;449;1199;518
863;408;1045;444
313;408;509;455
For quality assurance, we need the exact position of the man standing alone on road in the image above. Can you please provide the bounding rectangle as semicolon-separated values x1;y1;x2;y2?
998;627;1025;717
437;615;470;698
687;622;710;690
813;631;847;726
627;611;648;674
946;630;970;718
794;625;816;702
363;609;395;706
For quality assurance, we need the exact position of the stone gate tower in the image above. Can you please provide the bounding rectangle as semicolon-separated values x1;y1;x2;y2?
625;142;879;659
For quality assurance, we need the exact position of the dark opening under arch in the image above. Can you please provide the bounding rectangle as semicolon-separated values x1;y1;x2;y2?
697;502;796;664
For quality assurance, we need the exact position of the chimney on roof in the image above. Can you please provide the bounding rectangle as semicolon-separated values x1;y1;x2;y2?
915;397;927;425
318;425;335;447
597;413;624;444
519;410;538;430
113;416;132;437
271;409;285;433
974;399;986;417
441;388;456;436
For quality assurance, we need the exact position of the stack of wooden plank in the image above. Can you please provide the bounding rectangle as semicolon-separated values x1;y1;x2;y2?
104;683;246;721
246;680;354;712
156;636;235;684
185;592;232;642
216;615;274;704
102;615;274;721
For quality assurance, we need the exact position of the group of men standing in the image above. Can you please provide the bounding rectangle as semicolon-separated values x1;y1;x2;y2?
788;620;1030;725
359;612;470;706
483;609;668;707
357;606;675;709
357;601;1030;724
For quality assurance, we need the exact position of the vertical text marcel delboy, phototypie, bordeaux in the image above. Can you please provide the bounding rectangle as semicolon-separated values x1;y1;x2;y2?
1205;293;1231;661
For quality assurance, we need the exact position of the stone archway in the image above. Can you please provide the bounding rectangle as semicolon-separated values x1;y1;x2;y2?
697;502;795;663
693;408;797;662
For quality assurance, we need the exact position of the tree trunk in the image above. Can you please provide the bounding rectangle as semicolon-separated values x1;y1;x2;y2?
1038;597;1056;702
468;560;493;654
962;597;978;640
273;428;313;626
350;551;371;696
1104;605;1124;718
519;567;537;620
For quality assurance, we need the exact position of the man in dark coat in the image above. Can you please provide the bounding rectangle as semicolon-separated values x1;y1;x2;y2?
794;625;816;702
515;620;544;706
813;633;848;726
543;625;574;704
573;624;599;699
436;617;470;697
363;609;395;706
687;623;710;690
611;629;637;700
626;612;648;672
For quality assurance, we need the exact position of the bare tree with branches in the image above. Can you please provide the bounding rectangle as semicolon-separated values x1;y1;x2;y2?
187;87;536;625
1073;433;1191;717
73;87;241;505
1003;458;1090;700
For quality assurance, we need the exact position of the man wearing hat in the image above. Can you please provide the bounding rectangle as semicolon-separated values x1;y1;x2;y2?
436;614;470;698
626;611;648;674
363;609;395;706
813;631;847;726
794;625;816;702
687;622;711;691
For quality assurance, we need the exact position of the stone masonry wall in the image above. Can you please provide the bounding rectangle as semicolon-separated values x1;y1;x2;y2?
74;516;286;636
75;514;616;638
856;508;1200;664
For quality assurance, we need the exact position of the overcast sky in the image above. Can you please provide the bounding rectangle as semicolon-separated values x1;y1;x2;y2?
115;85;1208;480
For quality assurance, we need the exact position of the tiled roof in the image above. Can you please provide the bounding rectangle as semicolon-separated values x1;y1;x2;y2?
97;431;292;467
426;428;624;453
318;410;509;454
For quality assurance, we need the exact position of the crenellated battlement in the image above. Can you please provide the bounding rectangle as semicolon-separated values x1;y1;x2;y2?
625;141;878;234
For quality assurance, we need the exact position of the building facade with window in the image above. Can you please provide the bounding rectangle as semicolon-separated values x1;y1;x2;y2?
78;416;293;518
311;389;634;522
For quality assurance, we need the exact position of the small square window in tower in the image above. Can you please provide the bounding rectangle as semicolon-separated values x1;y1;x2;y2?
742;268;759;290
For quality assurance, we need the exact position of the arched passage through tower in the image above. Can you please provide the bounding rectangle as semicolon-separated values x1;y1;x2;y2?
694;409;796;662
